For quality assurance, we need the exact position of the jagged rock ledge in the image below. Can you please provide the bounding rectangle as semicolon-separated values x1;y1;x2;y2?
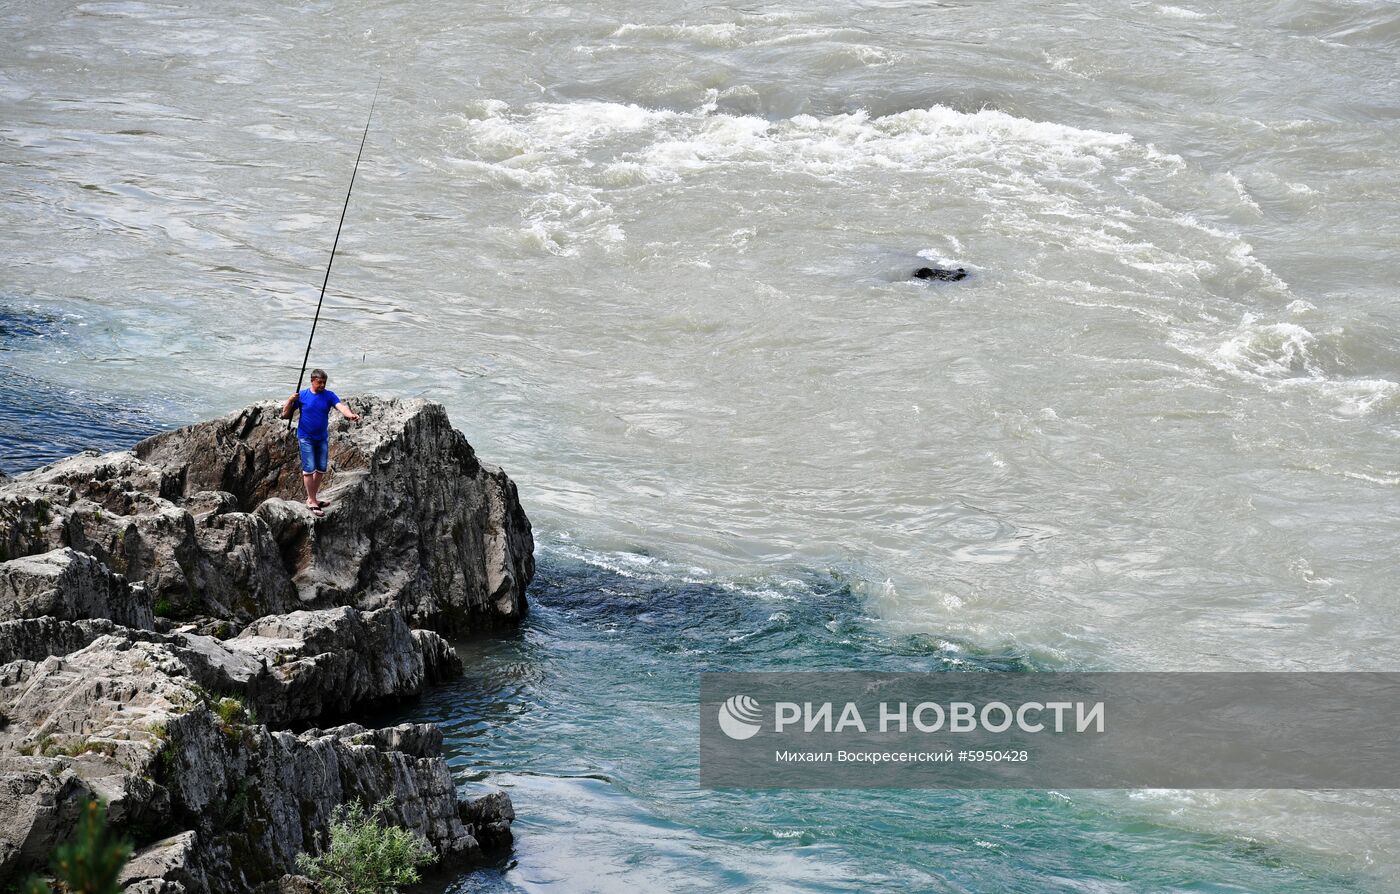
0;398;533;892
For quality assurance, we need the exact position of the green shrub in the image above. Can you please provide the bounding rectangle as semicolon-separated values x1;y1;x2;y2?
295;799;435;894
24;798;131;894
213;695;257;735
214;696;243;727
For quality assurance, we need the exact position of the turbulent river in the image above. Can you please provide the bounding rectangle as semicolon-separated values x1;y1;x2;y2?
3;0;1399;890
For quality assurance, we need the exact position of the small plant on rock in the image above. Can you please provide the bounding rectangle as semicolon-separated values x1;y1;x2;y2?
295;799;435;894
213;694;257;735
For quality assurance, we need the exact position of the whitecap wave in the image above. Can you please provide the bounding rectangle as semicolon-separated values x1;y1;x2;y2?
445;97;1174;259
1177;313;1400;415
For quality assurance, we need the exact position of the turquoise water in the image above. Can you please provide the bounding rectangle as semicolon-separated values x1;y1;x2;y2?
390;547;1368;893
0;389;1373;890
2;325;1378;892
0;303;170;474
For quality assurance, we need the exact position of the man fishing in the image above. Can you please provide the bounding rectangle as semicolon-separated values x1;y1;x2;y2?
281;368;360;515
280;79;380;517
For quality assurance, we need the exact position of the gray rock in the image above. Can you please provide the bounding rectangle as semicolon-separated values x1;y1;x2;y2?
0;548;154;628
277;875;322;894
224;606;460;723
0;634;504;890
0;467;296;625
18;450;173;506
0;606;458;729
0;756;94;882
459;789;515;856
134;397;533;633
0;398;532;632
118;830;206;893
185;491;239;519
158;715;481;890
0;484;68;565
0;639;190;841
413;627;465;685
0;617;119;665
0;399;524;889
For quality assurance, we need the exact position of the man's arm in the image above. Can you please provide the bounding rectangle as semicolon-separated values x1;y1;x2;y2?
280;392;299;420
335;401;361;423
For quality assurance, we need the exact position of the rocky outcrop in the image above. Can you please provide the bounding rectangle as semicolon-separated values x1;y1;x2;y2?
119;831;207;894
0;608;457;728
413;628;466;685
160;716;487;890
0;548;153;628
0;757;94;880
0;612;508;889
0;399;527;891
0;616;119;665
0;450;298;625
133;396;533;632
914;265;969;281
0;397;531;631
459;789;515;854
220;606;463;724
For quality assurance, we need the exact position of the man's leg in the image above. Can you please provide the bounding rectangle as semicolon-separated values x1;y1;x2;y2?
298;438;321;509
306;440;329;508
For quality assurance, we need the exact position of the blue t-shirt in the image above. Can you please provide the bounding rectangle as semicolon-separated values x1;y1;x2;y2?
295;388;340;440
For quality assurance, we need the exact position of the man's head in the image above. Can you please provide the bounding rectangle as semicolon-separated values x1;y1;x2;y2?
310;368;328;392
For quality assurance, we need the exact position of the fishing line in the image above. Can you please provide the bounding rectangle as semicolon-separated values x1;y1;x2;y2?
288;74;382;431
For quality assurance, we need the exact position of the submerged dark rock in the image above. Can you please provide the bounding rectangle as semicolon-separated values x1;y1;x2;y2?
914;266;969;282
0;399;527;891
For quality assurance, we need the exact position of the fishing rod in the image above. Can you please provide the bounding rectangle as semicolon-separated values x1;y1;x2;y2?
287;75;382;432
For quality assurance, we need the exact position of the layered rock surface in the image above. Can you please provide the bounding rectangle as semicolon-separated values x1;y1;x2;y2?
0;396;532;631
0;548;153;628
132;396;533;631
0;399;529;891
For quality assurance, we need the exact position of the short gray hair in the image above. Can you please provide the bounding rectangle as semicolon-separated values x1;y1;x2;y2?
310;368;328;381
